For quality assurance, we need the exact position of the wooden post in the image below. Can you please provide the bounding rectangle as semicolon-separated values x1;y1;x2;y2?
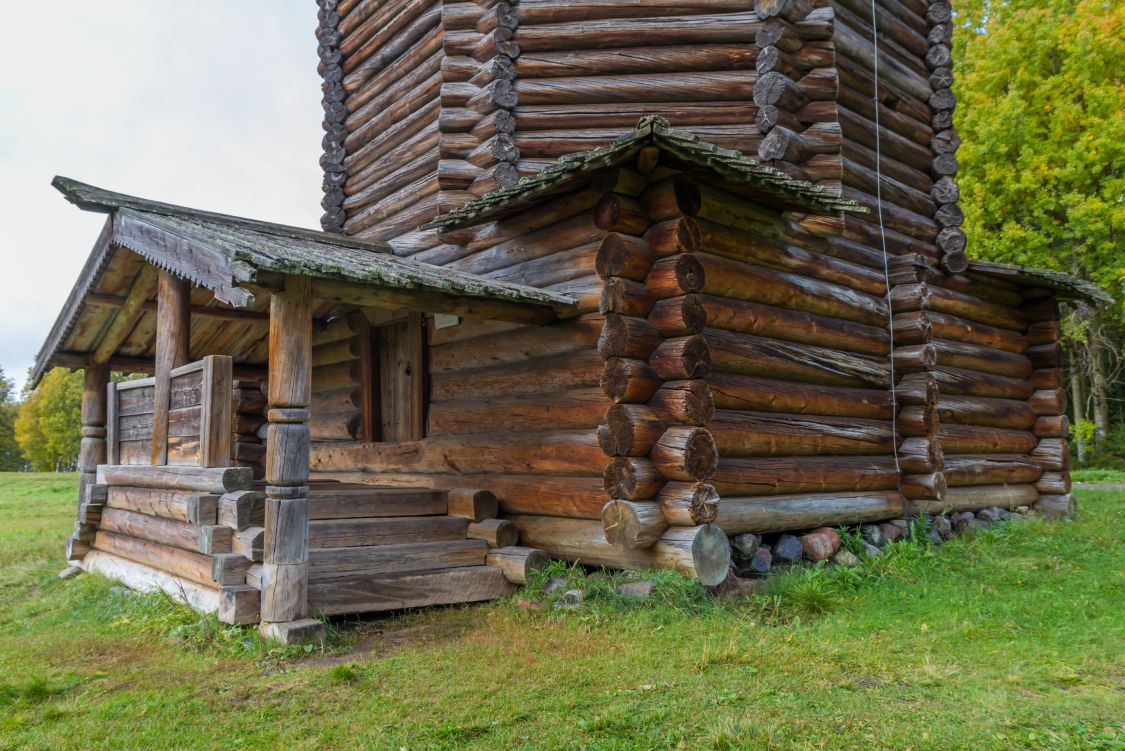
261;276;323;645
78;361;110;508
151;272;190;465
199;355;233;468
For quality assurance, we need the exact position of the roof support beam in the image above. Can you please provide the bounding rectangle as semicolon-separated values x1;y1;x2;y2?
151;271;191;465
85;294;270;322
309;278;560;326
91;263;159;364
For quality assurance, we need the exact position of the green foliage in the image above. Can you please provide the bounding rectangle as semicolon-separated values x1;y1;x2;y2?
0;366;21;470
14;367;82;471
955;0;1125;313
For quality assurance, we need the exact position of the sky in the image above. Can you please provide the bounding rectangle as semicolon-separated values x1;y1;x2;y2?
0;2;323;394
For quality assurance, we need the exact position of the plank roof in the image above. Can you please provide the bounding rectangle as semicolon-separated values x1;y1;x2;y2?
425;116;864;232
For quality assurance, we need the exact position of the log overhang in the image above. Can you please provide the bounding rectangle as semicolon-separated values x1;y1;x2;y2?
424;115;866;233
33;177;576;386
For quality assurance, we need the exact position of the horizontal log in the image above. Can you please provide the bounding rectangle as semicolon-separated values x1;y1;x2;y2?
516;44;757;79
699;295;888;356
708;373;892;419
311;431;606;477
99;507;202;553
900;436;944;473
936;395;1037;430
912;484;1038;515
516;13;761;53
309;516;468;549
943;454;1043;487
892;283;1027;331
97;465;253;494
602;500;670;550
932;339;1033;379
657;482;719;526
1035;471;1071;495
509;516;731;586
604;456;664;500
93;530;214;587
892;310;1026;353
716;491;904;535
515;70;758;105
1029;389;1067;415
1030;438;1070;471
938;425;1038;455
308;565;513;615
601;357;662;403
710;410;895;456
106;486;219;525
932;367;1035;400
430;349;603;401
706;329;890;388
711;454;898;496
429;388;608;434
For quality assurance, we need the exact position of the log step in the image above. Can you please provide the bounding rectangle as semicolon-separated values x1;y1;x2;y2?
309;539;489;580
308;515;469;548
307;565;514;616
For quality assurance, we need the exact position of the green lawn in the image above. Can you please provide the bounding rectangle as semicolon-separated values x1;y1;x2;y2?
0;473;1122;751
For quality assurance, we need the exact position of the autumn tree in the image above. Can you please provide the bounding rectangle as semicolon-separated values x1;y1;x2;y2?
15;367;83;472
954;0;1125;457
0;367;22;471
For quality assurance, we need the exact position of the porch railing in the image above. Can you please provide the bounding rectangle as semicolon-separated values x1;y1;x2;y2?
105;355;233;467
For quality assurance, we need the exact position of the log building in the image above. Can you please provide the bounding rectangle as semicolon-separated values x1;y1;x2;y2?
35;0;1106;642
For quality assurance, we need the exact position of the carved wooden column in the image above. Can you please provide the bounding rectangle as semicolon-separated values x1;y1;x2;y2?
260;276;323;644
151;271;190;465
77;361;110;507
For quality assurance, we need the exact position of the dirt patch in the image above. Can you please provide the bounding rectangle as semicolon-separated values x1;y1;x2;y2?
309;608;484;667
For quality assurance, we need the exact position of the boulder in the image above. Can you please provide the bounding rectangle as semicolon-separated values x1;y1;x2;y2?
800;527;841;562
925;528;944;545
774;534;804;563
879;522;905;543
748;546;773;575
931;514;953;541
978;506;1005;522
731;533;761;559
616;581;654;599
860;523;885;547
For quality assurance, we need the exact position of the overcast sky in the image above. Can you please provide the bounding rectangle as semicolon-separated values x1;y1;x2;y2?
0;2;323;394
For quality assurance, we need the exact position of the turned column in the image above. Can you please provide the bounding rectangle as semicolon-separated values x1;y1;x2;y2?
151;271;190;465
261;276;318;640
77;361;110;508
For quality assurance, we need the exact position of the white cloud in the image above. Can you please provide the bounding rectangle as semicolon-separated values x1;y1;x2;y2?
0;1;323;394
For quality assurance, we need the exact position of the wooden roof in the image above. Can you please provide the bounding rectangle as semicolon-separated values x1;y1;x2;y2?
34;178;575;385
967;260;1112;306
425;116;864;232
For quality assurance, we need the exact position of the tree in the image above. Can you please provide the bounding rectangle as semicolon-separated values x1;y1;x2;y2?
0;367;22;470
954;0;1125;454
15;367;83;472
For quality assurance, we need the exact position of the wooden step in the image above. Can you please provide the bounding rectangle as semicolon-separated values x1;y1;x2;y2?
307;487;447;519
309;539;489;579
308;565;513;616
308;515;468;548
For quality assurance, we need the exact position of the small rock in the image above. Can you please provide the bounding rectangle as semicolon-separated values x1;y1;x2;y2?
553;589;583;610
543;576;569;594
861;541;883;559
970;517;991;530
833;549;862;567
748;546;773;575
925;528;944;545
57;565;82;580
931;515;954;541
860;523;885;547
800;527;841;562
978;506;1004;522
951;511;975;533
997;508;1013;520
889;519;909;530
1015;505;1030;515
616;581;654;599
731;533;761;559
712;572;762;601
774;534;804;563
879;522;905;543
517;597;544;611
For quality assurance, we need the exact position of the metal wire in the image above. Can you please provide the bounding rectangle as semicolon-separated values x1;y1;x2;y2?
869;0;911;522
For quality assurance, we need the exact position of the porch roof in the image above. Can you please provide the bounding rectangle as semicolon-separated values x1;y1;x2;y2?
33;178;575;385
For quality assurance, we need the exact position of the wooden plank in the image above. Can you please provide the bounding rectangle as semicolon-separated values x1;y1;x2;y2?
82;550;219;613
308;515;468;548
307;487;447;519
106;381;120;465
352;314;379;442
408;312;427;442
99;506;202;552
308;539;488;578
200;355;233;467
93;530;214;586
151;271;191;465
307;565;512;616
97;464;253;493
106;486;219;525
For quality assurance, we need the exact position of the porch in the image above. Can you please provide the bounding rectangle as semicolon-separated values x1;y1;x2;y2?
39;178;568;642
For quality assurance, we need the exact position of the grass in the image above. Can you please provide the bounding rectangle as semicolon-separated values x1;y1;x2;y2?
0;472;1123;750
1071;467;1125;484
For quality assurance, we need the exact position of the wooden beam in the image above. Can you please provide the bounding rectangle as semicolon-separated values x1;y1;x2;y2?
409;312;427;442
309;278;559;325
199;356;233;468
151;271;191;465
50;351;266;379
91;264;159;364
85;294;270;322
78;362;110;508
